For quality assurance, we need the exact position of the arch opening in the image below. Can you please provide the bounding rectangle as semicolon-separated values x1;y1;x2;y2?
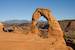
37;16;48;38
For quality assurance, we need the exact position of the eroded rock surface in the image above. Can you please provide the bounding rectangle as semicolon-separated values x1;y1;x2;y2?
30;8;63;37
0;21;4;32
29;8;73;50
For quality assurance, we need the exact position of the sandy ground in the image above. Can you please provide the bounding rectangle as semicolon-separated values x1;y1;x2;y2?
0;32;71;50
0;32;54;50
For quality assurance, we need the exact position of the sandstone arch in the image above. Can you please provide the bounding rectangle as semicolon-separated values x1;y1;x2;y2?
30;8;63;37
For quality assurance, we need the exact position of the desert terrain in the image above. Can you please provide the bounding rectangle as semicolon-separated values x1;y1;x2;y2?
0;8;74;50
3;20;75;50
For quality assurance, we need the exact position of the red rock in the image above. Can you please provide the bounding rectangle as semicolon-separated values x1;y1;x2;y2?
0;21;4;32
30;8;63;37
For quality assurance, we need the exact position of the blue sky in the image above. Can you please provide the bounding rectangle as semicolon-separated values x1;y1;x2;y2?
0;0;75;21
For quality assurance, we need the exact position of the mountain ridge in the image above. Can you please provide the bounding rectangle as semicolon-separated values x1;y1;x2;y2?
2;19;47;23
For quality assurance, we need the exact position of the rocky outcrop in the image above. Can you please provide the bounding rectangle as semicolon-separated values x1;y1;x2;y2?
58;20;75;31
13;26;30;34
0;21;4;32
30;8;63;37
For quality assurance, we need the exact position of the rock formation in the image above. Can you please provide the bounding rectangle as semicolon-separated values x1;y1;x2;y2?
13;26;30;34
0;21;4;32
29;8;73;50
30;8;63;37
58;20;75;31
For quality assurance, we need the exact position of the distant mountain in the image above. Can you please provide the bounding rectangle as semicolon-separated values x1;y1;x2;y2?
2;20;30;23
38;20;47;23
2;20;47;23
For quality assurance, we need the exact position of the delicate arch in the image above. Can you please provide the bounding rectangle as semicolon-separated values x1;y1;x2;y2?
30;8;63;37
